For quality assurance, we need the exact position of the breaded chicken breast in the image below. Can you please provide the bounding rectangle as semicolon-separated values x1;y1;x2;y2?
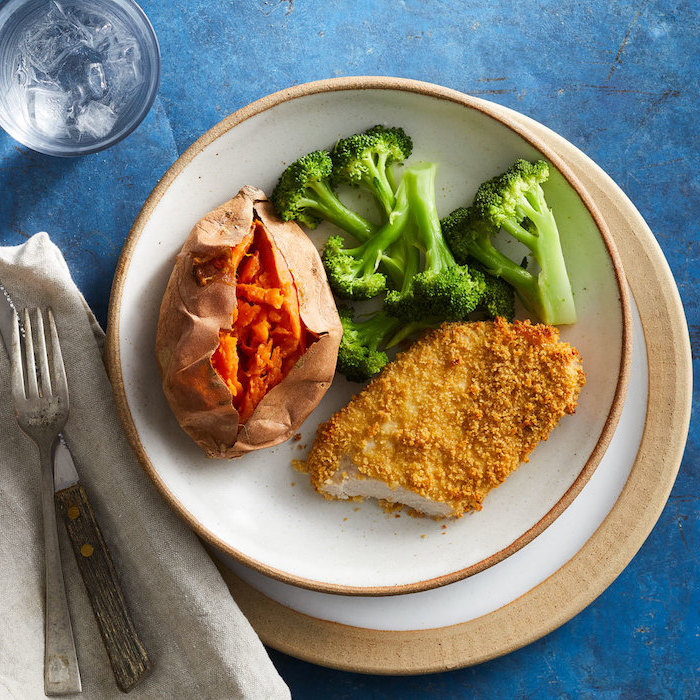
295;318;585;518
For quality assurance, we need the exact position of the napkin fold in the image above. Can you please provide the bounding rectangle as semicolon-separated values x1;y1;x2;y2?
0;234;290;700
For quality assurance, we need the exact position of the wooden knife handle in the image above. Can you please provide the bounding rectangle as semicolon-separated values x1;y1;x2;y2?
55;484;152;693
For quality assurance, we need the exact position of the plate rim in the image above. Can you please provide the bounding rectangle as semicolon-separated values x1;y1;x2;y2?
214;103;692;672
105;76;632;595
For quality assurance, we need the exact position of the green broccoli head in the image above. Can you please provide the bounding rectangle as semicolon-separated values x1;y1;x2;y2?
271;150;333;228
474;264;515;321
383;288;412;321
440;207;498;266
385;265;485;322
364;125;413;161
336;307;400;382
322;235;387;300
411;265;486;321
321;175;411;299
474;159;550;230
331;126;413;215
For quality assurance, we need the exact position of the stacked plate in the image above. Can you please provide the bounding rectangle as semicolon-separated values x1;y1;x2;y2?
106;78;691;673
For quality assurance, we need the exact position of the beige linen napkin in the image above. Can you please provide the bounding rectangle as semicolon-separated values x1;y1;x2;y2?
0;234;290;700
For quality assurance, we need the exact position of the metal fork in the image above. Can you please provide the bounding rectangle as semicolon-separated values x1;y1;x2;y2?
11;308;81;696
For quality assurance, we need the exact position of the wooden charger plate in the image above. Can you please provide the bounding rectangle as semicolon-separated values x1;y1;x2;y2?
215;84;691;673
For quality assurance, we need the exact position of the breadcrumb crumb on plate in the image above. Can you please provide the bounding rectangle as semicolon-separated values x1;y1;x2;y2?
295;319;586;519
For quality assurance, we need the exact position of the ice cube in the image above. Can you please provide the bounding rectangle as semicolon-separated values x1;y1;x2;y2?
22;7;90;74
74;100;117;140
55;44;103;91
106;34;139;62
86;62;107;98
104;47;142;110
71;5;112;33
91;20;116;55
27;87;71;139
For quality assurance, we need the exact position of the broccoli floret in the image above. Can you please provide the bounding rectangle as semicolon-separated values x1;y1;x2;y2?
441;206;494;264
443;160;576;325
336;306;435;381
336;307;402;382
365;124;413;156
322;235;387;299
385;163;485;322
271;150;375;242
441;205;535;319
471;263;515;321
480;272;515;321
331;126;412;216
322;176;411;299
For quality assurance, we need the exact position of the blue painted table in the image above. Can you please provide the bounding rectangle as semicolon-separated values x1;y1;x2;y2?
1;1;697;696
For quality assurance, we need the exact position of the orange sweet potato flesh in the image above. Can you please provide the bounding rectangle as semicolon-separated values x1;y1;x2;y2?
155;186;342;458
209;219;313;423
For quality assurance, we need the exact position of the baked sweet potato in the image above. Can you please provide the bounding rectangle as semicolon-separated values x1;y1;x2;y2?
156;186;342;458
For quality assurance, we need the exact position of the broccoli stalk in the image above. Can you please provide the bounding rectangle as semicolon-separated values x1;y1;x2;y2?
380;223;440;347
382;220;420;290
331;125;412;216
385;162;485;321
271;150;375;242
443;160;576;325
322;177;411;299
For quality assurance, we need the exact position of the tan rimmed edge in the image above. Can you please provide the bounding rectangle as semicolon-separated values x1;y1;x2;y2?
214;103;692;674
105;76;633;596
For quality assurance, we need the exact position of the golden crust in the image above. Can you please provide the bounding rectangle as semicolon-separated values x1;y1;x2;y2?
296;318;586;517
155;186;342;458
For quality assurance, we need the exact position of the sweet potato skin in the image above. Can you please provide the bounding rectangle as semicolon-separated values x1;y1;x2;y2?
155;186;342;458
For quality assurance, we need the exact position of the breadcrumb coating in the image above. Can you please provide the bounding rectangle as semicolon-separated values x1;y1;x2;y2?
295;318;585;518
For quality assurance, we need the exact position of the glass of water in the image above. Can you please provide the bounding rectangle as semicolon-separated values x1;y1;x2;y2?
0;0;160;156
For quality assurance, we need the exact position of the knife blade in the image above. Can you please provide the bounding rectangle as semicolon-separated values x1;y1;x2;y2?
0;282;151;692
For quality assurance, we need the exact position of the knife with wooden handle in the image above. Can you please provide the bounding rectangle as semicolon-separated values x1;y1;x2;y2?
53;444;151;692
0;283;151;693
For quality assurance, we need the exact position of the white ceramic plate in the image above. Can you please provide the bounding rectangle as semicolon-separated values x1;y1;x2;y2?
107;79;631;594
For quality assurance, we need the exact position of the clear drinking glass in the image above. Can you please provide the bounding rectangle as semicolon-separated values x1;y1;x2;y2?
0;0;160;156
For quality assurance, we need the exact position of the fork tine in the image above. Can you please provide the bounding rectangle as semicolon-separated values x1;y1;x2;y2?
34;309;52;397
10;311;25;401
23;308;39;398
47;308;69;404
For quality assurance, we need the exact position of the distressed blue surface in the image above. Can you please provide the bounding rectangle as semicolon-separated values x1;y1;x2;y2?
1;0;698;696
